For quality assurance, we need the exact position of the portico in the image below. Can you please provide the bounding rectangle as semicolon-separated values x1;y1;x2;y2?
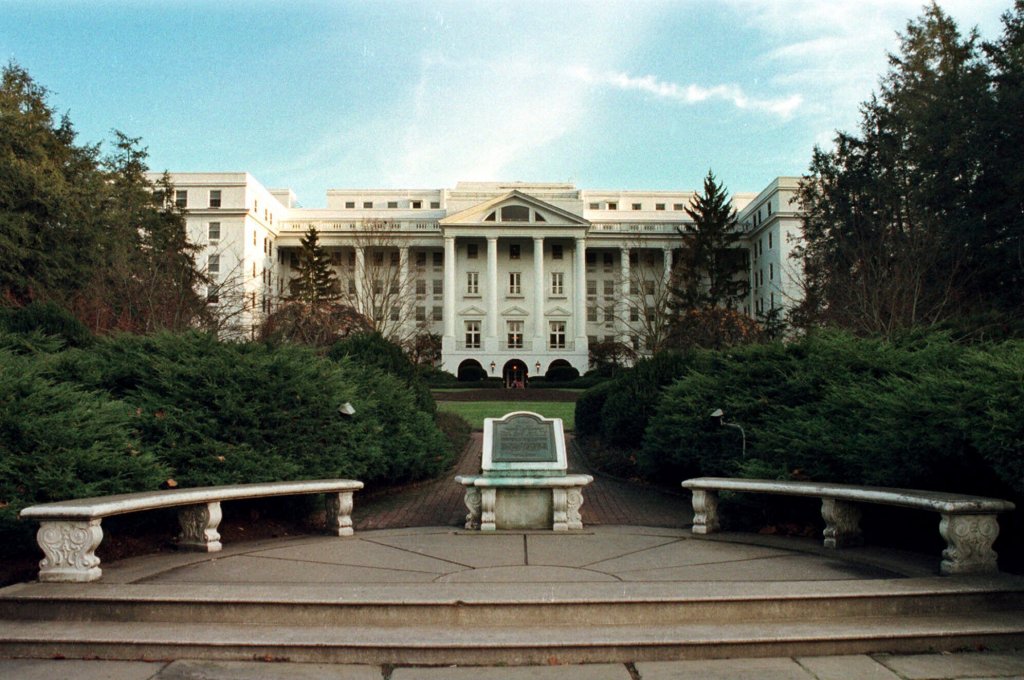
438;190;590;377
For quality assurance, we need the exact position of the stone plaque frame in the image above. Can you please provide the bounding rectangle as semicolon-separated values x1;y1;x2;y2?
482;411;566;475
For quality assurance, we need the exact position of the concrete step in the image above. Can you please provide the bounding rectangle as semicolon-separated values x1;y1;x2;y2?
1;579;1021;628
0;613;1022;665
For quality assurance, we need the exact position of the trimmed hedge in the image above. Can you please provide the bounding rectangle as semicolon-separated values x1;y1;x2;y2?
0;345;168;546
639;332;1023;500
57;332;452;488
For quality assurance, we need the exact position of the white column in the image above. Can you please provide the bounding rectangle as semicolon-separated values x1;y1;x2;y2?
443;237;456;341
619;247;631;343
533;236;545;347
354;246;365;314
573;237;586;341
399;246;410;331
487;236;499;342
663;247;673;288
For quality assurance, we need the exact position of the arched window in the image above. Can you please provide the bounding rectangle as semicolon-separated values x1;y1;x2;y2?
501;205;530;222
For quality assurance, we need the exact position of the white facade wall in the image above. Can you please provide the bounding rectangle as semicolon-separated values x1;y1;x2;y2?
159;173;804;376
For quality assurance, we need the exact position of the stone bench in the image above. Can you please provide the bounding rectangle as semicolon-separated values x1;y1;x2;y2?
681;477;1015;575
455;474;593;531
19;479;363;582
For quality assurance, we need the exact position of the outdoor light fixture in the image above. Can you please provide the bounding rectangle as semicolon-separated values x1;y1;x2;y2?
710;408;746;457
490;361;496;373
338;402;356;417
535;361;541;373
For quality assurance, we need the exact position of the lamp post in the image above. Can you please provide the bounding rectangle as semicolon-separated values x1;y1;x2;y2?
710;408;746;458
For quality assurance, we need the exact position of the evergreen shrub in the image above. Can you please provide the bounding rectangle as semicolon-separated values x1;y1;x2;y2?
0;302;93;348
457;364;487;382
327;332;435;414
574;380;614;438
0;348;168;546
61;332;451;488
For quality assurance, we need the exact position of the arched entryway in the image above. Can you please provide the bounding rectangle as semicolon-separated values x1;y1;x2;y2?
502;359;529;389
457;359;486;382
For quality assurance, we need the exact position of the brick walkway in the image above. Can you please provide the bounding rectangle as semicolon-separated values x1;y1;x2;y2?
353;433;691;530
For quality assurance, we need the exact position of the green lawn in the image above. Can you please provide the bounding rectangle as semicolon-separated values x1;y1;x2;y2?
437;401;576;431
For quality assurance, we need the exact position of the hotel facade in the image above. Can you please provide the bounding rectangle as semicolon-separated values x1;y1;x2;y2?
163;173;802;381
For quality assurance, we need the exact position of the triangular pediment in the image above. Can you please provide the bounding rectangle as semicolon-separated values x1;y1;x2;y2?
501;305;530;317
439;190;590;228
458;305;487;316
545;306;571;317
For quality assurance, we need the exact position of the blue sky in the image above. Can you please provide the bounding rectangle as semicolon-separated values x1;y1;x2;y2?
1;0;1011;206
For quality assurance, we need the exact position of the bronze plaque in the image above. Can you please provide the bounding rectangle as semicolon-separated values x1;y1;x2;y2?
491;414;558;464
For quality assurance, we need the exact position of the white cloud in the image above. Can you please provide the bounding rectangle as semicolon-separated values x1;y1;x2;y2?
570;67;803;120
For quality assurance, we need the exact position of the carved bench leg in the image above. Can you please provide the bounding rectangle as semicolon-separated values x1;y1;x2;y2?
463;487;481;530
940;513;1001;575
480;488;497;532
691;489;720;535
553;488;569;531
177;502;223;551
36;520;104;582
567;488;585;530
326;491;356;537
821;498;863;548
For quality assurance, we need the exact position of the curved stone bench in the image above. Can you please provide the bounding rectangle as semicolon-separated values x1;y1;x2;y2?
456;474;594;531
681;477;1015;575
19;479;363;582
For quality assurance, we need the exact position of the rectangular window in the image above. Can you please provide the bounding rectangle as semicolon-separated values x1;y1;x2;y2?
209;190;221;208
552;244;563;260
509;243;521;260
207;254;220;276
465;321;481;349
769;263;774;280
467;271;479;295
603;252;613;267
508;272;521;295
175;190;187;208
373;251;384;266
607;202;617;210
603;280;614;297
507;320;523;349
467;243;478;259
387;201;398;208
416;279;426;295
430;201;440;209
208;222;220;241
655;203;665;211
673;203;684;210
587;306;597;322
551;272;564;295
768;232;773;249
588;202;599;209
586;252;596;266
433;279;443;295
363;201;373;208
390;251;399;265
416;306;426;321
331;251;342;266
348;279;356;295
416;252;427;267
549;321;566;349
644;280;655;296
587;280;597;296
630;307;639;322
345;201;355;209
372;279;383;294
289;252;300;268
632;203;642;211
433;251;443;267
432;306;442;321
390;307;400;321
411;200;421;209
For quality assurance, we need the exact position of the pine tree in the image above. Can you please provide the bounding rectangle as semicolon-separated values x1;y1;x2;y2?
288;226;340;305
671;170;749;311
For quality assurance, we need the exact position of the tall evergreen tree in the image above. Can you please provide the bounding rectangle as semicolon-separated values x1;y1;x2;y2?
794;3;997;335
287;226;340;305
671;170;749;311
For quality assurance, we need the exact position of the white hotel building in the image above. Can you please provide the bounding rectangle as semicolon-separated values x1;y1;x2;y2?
163;173;802;381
